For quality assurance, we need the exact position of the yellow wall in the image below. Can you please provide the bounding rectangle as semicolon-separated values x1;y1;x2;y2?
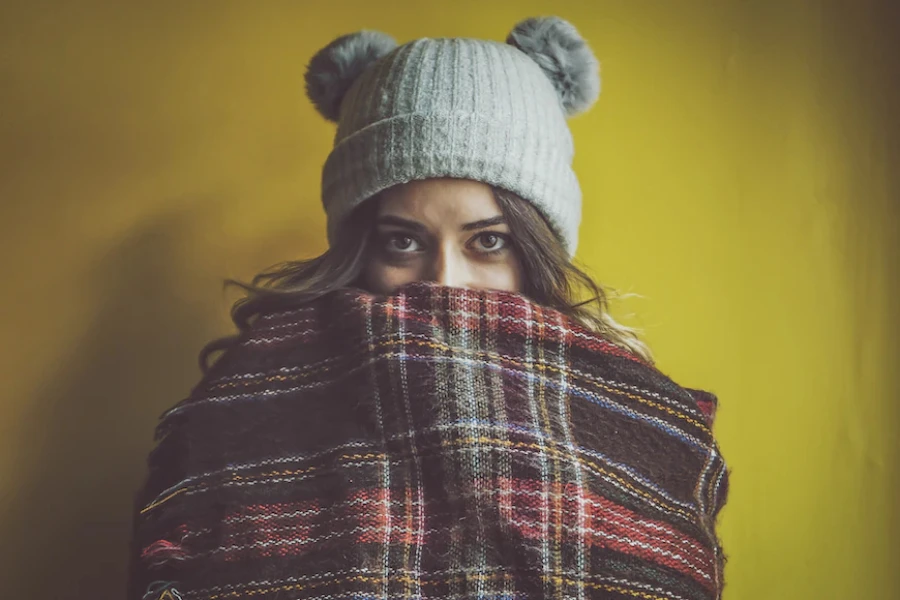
1;1;897;598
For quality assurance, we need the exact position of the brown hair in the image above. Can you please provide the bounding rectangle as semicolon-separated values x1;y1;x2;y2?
198;188;654;373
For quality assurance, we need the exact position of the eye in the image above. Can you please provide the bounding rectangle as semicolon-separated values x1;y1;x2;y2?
385;233;422;252
472;232;510;251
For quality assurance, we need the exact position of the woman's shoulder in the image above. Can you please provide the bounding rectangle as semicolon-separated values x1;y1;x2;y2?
682;387;720;427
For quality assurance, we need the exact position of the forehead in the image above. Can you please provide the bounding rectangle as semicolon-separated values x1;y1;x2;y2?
377;178;502;221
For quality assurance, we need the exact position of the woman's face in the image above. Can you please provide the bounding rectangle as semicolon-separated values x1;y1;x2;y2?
362;178;524;295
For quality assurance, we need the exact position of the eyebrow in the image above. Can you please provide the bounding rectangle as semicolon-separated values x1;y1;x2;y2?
376;215;427;233
376;215;506;232
461;216;505;231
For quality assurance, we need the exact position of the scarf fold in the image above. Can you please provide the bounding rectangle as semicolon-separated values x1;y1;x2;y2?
128;282;729;600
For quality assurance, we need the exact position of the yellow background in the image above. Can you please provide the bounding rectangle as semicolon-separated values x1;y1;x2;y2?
1;1;897;598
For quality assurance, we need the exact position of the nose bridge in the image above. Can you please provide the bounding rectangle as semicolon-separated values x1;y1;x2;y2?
431;242;466;287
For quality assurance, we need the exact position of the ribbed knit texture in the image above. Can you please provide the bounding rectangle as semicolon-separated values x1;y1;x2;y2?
128;283;731;600
322;38;582;256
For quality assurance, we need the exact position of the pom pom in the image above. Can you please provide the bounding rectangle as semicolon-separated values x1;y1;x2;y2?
305;30;398;122
507;16;600;117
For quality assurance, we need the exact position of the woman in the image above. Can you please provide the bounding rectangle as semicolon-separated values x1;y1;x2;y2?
198;18;651;375
129;16;729;600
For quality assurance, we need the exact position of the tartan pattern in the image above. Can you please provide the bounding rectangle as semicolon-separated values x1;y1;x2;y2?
128;282;729;600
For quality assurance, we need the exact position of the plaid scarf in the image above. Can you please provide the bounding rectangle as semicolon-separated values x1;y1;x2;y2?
128;282;729;600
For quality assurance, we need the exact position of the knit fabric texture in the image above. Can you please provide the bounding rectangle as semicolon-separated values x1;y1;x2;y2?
128;282;730;600
307;17;601;257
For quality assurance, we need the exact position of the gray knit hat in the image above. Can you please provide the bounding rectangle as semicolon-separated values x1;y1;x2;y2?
304;16;601;257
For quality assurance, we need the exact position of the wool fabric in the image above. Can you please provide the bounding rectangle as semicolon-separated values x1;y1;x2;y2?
128;282;730;600
305;17;601;257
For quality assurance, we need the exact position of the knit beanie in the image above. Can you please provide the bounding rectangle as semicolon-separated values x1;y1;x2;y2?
304;16;601;258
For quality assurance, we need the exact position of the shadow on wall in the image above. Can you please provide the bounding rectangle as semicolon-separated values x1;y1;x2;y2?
1;202;243;599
